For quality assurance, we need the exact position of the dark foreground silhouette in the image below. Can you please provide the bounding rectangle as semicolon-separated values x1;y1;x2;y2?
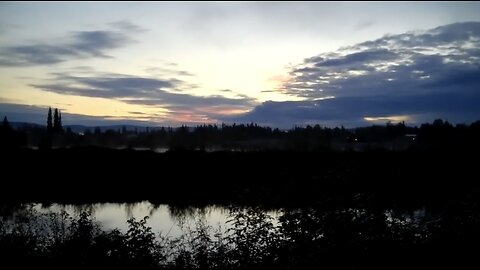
1;203;479;269
2;115;480;268
1;147;479;268
1;148;478;208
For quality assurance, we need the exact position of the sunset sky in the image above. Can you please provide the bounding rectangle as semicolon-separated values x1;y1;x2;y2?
1;2;480;128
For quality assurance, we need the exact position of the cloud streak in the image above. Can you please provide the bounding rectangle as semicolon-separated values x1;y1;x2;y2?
108;20;147;33
0;22;141;66
31;71;257;123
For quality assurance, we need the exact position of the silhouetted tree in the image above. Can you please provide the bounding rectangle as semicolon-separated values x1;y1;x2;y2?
0;116;12;148
59;110;63;130
53;108;63;132
47;107;53;133
2;116;11;131
53;108;58;129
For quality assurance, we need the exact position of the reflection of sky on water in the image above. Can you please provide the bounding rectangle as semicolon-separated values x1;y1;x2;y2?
34;202;235;237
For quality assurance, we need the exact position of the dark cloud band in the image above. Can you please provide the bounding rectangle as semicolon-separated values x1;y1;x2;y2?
0;22;140;66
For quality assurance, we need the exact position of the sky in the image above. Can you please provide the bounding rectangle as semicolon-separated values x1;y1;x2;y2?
1;1;480;128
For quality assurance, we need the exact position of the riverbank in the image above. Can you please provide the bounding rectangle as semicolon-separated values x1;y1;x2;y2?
2;148;478;210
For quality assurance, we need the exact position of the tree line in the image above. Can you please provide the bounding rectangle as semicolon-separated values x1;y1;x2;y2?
1;107;480;151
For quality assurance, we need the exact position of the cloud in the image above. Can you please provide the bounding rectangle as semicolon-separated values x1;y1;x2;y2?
108;20;147;33
285;21;480;98
145;66;195;77
0;25;139;66
32;76;176;98
31;71;257;123
225;91;480;128
128;111;149;115
355;21;375;31
312;49;397;67
230;21;480;127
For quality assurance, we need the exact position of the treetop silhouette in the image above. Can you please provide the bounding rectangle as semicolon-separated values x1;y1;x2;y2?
47;107;63;133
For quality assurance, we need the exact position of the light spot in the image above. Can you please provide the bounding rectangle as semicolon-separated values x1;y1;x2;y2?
364;115;410;122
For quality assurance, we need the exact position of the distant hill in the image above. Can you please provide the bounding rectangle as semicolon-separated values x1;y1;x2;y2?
9;122;44;129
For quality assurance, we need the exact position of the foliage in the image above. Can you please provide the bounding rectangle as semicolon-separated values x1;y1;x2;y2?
2;201;477;269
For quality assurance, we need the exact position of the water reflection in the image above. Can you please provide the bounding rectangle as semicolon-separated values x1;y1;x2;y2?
32;202;238;237
1;199;470;268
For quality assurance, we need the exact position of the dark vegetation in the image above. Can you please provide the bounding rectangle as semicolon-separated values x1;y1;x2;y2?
1;202;478;269
1;110;480;268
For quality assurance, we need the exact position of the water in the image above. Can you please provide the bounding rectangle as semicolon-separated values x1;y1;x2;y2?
29;202;280;237
2;202;426;241
32;202;227;237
